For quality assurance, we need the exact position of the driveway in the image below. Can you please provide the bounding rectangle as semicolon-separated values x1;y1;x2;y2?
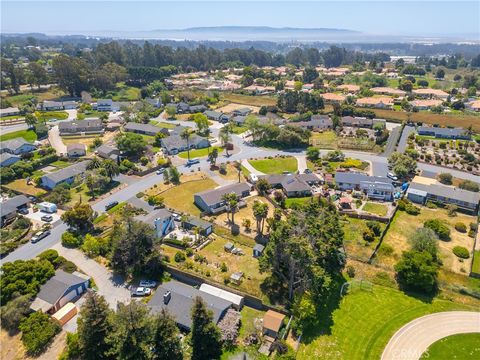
397;125;416;153
295;155;307;173
48;125;67;155
52;243;131;309
382;125;402;157
381;311;480;360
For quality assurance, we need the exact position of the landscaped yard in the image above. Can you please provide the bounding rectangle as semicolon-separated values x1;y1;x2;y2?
420;333;480;360
285;196;314;208
178;146;223;159
297;285;474;360
309;131;338;149
342;217;385;262
50;160;72;169
378;207;476;274
0;129;37;142
362;202;388;217
248;156;297;174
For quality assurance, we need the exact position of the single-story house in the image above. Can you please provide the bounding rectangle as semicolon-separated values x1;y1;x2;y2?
259;173;321;198
1;195;29;227
42;100;77;111
341;116;372;128
412;88;449;100
410;99;443;110
253;243;265;258
96;144;120;161
232;107;252;116
147;280;233;331
356;97;394;109
41;160;90;190
66;143;86;158
194;183;251;214
30;270;90;314
263;310;286;339
417;126;471;140
337;84;360;93
96;99;115;112
189;104;208;113
161;134;210;155
181;216;213;236
199;283;244;310
205;110;230;123
135;208;176;238
0;138;37;155
59;119;104;135
406;181;480;213
124;122;169;136
466;100;480;112
335;172;394;201
291;115;333;131
370;87;406;97
0;107;20;117
145;98;162;108
0;153;21;167
232;115;247;126
321;92;346;103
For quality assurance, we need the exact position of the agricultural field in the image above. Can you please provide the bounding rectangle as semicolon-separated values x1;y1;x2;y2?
378;207;476;274
248;156;297;174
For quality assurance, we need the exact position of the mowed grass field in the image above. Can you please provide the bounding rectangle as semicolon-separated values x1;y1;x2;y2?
248;156;298;174
309;131;338;149
420;333;480;360
0;129;37;142
161;178;217;215
178;146;223;159
297;286;473;360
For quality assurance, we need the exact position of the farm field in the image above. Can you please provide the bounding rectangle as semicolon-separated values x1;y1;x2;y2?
297;285;473;360
248;156;297;174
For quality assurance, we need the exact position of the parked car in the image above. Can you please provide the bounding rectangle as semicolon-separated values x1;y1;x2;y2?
131;287;151;297
186;158;200;166
18;208;29;215
387;172;398;181
249;173;258;183
41;214;53;222
172;213;181;221
156;168;165;175
303;169;312;174
31;230;51;243
105;201;119;211
139;280;157;288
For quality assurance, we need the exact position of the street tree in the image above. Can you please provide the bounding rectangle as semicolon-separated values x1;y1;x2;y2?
61;202;95;233
181;128;193;160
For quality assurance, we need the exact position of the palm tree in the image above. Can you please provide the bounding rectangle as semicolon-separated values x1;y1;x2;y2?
252;200;269;235
87;156;102;170
181;128;192;161
222;192;239;226
102;159;120;181
208;148;218;167
219;125;232;157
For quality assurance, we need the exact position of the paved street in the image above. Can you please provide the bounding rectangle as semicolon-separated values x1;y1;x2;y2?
381;311;480;360
0;122;28;134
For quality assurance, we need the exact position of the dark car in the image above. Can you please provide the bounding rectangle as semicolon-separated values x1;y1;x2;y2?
18;208;29;215
41;215;53;222
105;201;119;211
186;158;200;167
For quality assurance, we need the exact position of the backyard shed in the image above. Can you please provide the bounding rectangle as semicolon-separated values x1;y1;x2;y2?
230;272;244;285
253;244;265;258
263;310;286;339
199;283;244;310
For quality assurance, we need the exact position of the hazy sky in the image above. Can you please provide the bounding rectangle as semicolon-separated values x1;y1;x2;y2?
1;1;479;36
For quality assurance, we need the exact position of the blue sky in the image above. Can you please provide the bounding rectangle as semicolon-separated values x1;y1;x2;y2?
1;1;479;36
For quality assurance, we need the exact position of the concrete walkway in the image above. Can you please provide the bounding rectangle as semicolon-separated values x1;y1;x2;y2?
241;159;265;175
52;244;131;309
295;155;307;173
381;311;480;360
48;125;67;155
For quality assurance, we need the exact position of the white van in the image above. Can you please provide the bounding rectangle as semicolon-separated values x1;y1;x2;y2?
249;173;258;184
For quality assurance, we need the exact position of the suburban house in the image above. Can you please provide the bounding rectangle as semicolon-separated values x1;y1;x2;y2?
0;138;37;155
96;144;120;161
124;122;169;136
356;97;394;109
66;143;86;158
0;107;20;117
466;100;480;112
412;88;449;100
337;84;360;93
58;119;104;135
148;280;233;331
41;160;90;190
406;180;480;213
205;110;230;123
188;104;208;113
42;100;77;110
290;115;333;131
181;216;213;236
410;99;443;110
232;107;252;116
417;126;471;140
259;173;321;198
135;208;176;238
243;85;275;95
370;87;406;97
341;116;386;129
1;195;29;227
161;134;210;155
145;97;162;108
194;183;251;214
321;92;346;103
96;99;116;112
30;270;90;314
335;172;394;201
263;310;286;339
232;115;247;126
0;153;21;167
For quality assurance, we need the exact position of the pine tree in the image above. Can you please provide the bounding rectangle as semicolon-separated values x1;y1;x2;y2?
152;309;183;360
77;292;113;360
190;297;222;360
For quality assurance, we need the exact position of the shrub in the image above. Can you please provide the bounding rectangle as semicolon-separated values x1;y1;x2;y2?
19;312;61;356
363;228;375;242
366;221;381;236
346;265;355;278
378;243;394;256
61;261;77;273
0;294;31;334
395;250;439;293
174;251;186;262
220;262;228;272
455;222;467;233
424;219;450;240
136;192;145;198
61;232;83;248
185;248;194;257
453;246;470;259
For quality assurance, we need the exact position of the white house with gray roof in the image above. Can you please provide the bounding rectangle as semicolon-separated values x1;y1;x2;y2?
335;171;394;201
194;182;251;214
135;208;176;238
161;134;210;155
124;122;169;136
41;160;90;189
0;138;37;155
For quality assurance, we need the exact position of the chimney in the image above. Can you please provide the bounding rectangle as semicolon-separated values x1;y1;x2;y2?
163;291;171;304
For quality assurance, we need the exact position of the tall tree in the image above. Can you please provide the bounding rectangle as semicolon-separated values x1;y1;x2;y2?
208;148;219;166
102;159;120;180
52;54;91;96
27;62;48;90
252;200;269;235
193;113;209;136
181;128;193;161
190;297;222;360
222;192;239;226
152;309;183;360
77;292;113;360
61;202;95;233
219;124;232;156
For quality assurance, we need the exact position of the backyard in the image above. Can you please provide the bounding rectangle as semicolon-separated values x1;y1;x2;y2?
309;131;338;149
248;156;298;174
342;217;385;262
378;207;476;274
362;202;388;217
3;179;47;197
297;285;474;360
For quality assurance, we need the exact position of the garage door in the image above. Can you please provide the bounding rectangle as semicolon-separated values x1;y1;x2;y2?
59;288;80;308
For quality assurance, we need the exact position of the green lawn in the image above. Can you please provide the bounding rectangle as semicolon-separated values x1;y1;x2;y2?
285;197;314;208
309;131;338;149
362;202;388;217
149;120;176;129
297;286;473;360
35;110;68;121
111;85;141;101
161;178;217;215
230;125;248;134
248;156;297;174
178;146;223;159
0;129;37;142
0;114;24;121
420;333;480;360
50;160;72;169
472;251;480;274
